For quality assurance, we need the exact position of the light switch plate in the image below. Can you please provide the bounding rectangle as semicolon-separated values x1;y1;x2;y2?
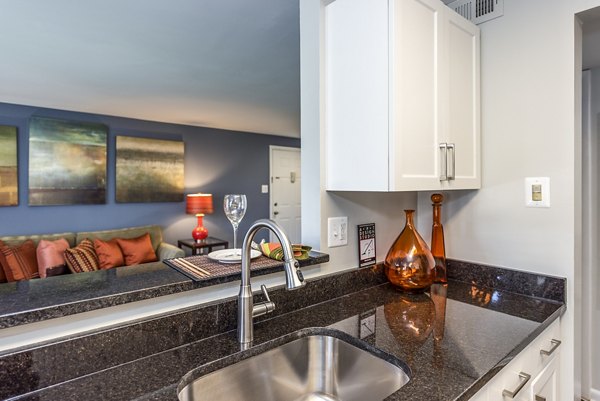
328;216;348;247
261;185;269;194
525;177;550;207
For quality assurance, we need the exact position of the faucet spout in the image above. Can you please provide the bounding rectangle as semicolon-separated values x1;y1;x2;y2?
238;219;305;345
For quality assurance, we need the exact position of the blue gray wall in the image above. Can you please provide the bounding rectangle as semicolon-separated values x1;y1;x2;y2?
0;102;300;246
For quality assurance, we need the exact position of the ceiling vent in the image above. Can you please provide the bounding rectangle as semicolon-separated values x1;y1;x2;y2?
447;0;503;24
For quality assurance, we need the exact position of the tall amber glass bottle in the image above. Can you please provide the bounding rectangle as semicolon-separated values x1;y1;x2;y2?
384;210;434;292
431;194;447;283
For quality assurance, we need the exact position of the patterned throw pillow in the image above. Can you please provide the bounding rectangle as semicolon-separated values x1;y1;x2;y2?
93;238;125;269
116;233;158;266
65;239;100;273
0;263;6;283
37;238;70;278
0;239;40;282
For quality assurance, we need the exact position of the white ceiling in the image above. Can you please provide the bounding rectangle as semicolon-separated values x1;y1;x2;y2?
0;0;300;138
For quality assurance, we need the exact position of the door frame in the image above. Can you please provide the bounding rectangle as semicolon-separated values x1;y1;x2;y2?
269;146;301;241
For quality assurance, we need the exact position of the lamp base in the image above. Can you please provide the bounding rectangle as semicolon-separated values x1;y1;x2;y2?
192;214;209;241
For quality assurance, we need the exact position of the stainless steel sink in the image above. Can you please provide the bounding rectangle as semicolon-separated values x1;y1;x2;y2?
178;334;410;401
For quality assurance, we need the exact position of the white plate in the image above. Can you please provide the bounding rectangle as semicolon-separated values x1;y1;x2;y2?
207;249;262;264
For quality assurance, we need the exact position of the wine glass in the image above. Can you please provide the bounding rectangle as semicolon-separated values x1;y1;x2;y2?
223;194;247;255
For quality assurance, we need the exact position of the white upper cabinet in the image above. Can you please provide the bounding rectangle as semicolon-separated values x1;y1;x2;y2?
325;0;480;191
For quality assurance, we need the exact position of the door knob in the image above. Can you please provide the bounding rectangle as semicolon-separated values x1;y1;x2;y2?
274;211;279;216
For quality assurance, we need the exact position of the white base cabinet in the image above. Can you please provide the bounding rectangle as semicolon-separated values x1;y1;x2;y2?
468;319;561;401
325;0;480;192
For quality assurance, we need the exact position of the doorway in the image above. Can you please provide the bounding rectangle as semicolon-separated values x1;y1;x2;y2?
579;8;600;400
269;146;301;244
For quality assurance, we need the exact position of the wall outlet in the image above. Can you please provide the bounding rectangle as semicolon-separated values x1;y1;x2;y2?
328;216;348;247
525;177;550;208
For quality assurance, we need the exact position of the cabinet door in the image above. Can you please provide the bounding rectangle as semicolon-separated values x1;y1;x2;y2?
443;8;481;189
389;0;445;191
530;356;559;401
325;0;390;191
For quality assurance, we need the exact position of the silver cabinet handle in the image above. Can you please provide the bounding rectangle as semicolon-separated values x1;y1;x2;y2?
540;339;561;356
447;143;455;180
502;372;531;398
535;395;546;401
439;143;448;181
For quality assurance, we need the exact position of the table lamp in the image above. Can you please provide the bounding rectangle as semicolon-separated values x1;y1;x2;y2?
186;193;214;242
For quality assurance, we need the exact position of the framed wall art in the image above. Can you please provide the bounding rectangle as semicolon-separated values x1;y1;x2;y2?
0;125;18;206
116;136;184;203
29;116;107;206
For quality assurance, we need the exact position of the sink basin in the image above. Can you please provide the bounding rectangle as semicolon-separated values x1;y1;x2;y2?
178;334;410;401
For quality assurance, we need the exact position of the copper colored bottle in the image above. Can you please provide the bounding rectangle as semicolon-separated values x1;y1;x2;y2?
384;210;434;292
430;194;447;283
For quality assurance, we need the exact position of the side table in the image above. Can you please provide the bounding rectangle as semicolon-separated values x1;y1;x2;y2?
177;237;229;256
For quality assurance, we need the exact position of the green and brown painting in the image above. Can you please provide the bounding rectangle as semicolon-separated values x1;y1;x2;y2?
0;125;18;206
116;136;184;203
29;117;107;205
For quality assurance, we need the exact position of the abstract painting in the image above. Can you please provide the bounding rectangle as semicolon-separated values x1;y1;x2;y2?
29;117;107;206
116;136;184;203
0;125;18;206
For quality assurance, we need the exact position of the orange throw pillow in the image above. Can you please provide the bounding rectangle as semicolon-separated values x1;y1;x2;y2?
65;239;100;273
37;238;70;278
116;233;158;266
93;238;124;270
0;239;40;282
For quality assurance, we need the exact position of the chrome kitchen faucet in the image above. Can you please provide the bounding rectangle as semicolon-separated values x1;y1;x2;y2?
237;219;305;347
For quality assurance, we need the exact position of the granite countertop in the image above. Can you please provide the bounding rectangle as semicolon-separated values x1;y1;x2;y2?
2;261;565;401
0;251;329;329
173;282;564;401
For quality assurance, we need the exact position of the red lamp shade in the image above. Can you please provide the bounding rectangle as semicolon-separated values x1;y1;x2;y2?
186;194;213;241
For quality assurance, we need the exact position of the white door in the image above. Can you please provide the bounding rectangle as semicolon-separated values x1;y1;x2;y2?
270;146;301;244
444;8;481;189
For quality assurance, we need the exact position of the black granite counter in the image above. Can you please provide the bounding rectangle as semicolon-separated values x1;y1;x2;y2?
0;251;329;329
0;261;565;401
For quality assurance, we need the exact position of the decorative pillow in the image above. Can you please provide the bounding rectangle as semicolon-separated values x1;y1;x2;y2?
65;239;100;273
93;238;124;270
0;239;39;282
37;238;70;278
116;233;158;266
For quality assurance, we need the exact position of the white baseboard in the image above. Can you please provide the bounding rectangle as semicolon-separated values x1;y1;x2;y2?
590;388;600;401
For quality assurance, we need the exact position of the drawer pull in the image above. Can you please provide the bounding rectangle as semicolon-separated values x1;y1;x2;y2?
439;143;448;181
540;339;561;356
535;396;546;401
502;372;531;398
447;143;455;180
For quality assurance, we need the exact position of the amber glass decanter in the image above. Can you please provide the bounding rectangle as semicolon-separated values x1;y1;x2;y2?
384;210;434;292
430;194;448;283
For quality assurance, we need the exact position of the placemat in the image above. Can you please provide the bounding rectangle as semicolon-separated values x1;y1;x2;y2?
164;254;283;282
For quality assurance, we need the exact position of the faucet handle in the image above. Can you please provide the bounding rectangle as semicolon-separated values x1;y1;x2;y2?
253;285;276;318
260;284;272;303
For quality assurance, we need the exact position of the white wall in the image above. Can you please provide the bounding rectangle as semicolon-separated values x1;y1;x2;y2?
300;0;418;273
415;1;600;400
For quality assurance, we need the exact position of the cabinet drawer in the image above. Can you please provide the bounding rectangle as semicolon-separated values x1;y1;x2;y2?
487;319;560;401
